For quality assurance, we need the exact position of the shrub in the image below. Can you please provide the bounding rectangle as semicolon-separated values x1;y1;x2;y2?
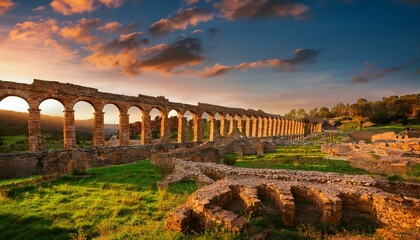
222;153;239;166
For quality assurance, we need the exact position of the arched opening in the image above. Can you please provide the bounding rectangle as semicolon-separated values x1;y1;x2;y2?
128;106;143;145
251;116;258;137
39;99;65;150
168;109;179;142
103;104;120;147
202;112;212;141
0;96;30;153
184;110;195;142
149;108;164;143
74;101;95;148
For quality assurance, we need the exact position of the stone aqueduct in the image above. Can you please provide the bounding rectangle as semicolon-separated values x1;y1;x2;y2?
0;79;321;152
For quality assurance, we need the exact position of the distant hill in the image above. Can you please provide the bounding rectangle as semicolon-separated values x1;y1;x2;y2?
0;110;119;139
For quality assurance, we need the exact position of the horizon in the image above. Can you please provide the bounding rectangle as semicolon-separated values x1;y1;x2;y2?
0;0;419;123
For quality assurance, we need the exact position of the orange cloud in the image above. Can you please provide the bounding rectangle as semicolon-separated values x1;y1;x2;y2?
215;0;309;20
0;0;14;16
9;19;59;41
9;19;76;57
149;8;213;36
50;0;122;15
97;21;121;32
97;21;138;33
201;48;320;77
60;18;100;44
84;37;204;75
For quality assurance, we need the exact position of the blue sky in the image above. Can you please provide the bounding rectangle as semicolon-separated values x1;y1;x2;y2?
0;0;419;120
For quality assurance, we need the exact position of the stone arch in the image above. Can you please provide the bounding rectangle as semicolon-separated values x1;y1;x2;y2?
0;90;31;106
68;97;101;113
39;98;65;150
102;103;120;146
168;109;180;142
127;106;143;145
216;112;228;137
148;107;169;143
0;96;30;152
73;101;95;149
201;111;215;141
243;114;252;137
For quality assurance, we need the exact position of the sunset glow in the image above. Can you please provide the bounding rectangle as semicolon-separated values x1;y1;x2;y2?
0;0;419;123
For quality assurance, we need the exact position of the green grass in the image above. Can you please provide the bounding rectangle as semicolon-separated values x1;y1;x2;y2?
235;145;369;175
0;160;220;240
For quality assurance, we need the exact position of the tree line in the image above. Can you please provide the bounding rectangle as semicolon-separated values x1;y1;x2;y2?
284;93;419;125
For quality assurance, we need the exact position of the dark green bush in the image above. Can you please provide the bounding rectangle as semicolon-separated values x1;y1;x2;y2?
222;153;239;166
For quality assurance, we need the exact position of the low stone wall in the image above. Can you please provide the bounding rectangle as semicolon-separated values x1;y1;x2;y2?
0;142;200;179
163;161;420;234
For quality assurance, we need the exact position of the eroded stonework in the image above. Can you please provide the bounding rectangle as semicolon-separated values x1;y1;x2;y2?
163;161;420;234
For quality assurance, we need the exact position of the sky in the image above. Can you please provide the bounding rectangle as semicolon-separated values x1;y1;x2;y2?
0;0;419;123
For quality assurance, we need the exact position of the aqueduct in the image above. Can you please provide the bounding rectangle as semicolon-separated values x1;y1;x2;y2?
0;79;321;152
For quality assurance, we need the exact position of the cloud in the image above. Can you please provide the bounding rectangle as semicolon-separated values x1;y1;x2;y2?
0;0;14;16
60;18;100;44
149;7;213;36
50;0;122;15
214;0;310;20
84;37;204;75
192;29;203;34
33;5;46;11
201;48;321;77
351;62;403;83
415;69;420;74
9;19;76;57
97;21;139;33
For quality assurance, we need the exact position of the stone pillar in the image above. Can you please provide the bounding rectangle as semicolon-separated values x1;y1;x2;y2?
237;115;243;133
258;117;263;137
93;111;105;147
193;114;202;142
209;115;216;141
291;120;296;135
272;118;277;136
220;115;228;137
284;119;289;135
280;119;285;136
245;117;251;137
268;118;273;137
119;113;130;146
63;110;76;150
177;114;187;143
252;117;258;137
228;115;235;134
28;108;42;151
161;115;170;143
263;117;268;137
141;114;151;144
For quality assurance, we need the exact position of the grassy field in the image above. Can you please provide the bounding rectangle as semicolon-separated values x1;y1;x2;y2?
0;149;378;240
235;145;369;175
0;140;416;239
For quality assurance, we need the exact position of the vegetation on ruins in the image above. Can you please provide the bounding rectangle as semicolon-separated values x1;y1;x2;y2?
285;93;419;125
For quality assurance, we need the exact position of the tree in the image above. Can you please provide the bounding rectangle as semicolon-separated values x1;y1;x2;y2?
331;103;346;117
318;106;331;118
285;109;296;118
309;108;318;117
296;109;308;120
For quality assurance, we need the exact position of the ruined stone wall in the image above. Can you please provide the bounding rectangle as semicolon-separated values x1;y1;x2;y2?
0;142;200;179
163;161;420;234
